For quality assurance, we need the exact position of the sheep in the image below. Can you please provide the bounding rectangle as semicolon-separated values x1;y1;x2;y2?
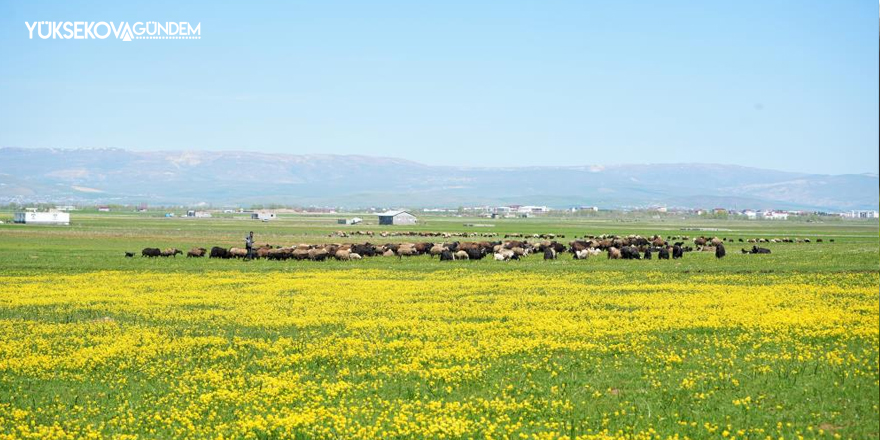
267;248;292;260
141;248;161;257
494;249;516;261
187;247;207;258
429;245;446;258
607;247;622;259
161;248;183;257
228;248;248;258
658;247;670;259
308;248;329;261
573;248;600;259
715;244;726;259
292;248;311;260
396;244;417;258
620;246;640;260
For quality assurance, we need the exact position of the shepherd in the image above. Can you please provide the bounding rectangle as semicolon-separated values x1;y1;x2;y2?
245;231;255;260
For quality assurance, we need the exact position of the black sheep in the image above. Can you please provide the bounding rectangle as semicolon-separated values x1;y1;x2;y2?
466;248;485;260
620;246;641;260
672;245;683;259
210;246;230;259
351;243;376;257
751;246;771;254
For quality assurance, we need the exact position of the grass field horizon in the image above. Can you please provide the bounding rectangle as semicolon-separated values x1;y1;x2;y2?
1;212;877;272
1;213;877;439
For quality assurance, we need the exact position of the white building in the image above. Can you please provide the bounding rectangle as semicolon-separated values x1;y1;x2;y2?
763;211;789;220
377;210;417;225
186;210;213;218
337;217;363;225
516;205;550;214
742;210;758;220
849;210;879;219
252;211;276;221
14;211;70;225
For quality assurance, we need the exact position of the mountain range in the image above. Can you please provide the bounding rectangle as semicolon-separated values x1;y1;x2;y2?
0;148;876;211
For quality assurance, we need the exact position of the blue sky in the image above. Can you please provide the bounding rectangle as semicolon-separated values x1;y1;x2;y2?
0;1;877;174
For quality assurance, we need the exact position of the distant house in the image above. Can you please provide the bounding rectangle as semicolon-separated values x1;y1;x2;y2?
763;211;789;220
517;205;550;214
186;210;212;218
571;206;599;213
97;206;110;212
377;210;417;225
742;210;758;220
337;217;363;225
252;211;276;221
14;210;70;225
849;210;879;219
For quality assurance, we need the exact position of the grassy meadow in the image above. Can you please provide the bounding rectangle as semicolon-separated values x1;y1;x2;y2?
0;212;877;439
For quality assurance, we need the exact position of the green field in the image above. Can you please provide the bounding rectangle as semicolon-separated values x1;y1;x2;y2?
0;212;877;274
0;212;877;439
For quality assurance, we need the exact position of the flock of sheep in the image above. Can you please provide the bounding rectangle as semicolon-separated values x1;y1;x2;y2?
330;230;500;238
132;233;823;262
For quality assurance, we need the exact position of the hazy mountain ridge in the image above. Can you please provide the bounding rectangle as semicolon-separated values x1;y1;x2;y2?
0;148;876;210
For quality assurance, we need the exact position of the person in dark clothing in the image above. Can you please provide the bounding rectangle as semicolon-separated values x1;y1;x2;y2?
245;231;255;260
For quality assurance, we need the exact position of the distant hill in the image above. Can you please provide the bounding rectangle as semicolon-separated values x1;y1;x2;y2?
0;148;876;210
